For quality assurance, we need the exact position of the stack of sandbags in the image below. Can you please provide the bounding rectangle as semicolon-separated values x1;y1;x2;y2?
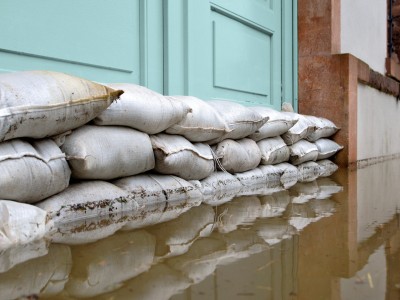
0;70;122;248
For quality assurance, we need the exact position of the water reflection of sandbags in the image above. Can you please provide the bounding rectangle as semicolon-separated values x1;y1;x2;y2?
253;218;297;245
0;239;48;274
259;190;291;218
290;181;320;204
90;264;192;300
308;199;336;219
147;204;215;259
315;177;343;199
284;202;316;231
0;244;71;300
216;196;262;233
65;230;155;298
200;172;243;206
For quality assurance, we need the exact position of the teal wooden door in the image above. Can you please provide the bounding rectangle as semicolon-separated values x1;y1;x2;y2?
0;0;164;93
164;0;297;110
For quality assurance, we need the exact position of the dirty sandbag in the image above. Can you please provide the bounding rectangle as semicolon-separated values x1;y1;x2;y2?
147;205;215;260
199;172;243;206
49;213;129;245
281;112;316;145
258;190;291;218
66;230;155;298
253;218;297;245
0;201;49;250
316;177;343;200
289;139;319;165
315;138;344;160
0;70;122;142
257;136;290;165
0;139;71;203
273;163;299;189
317;159;339;177
151;134;214;180
36;181;139;225
297;161;321;182
235;166;283;196
94;83;191;134
212;138;262;173
61;125;154;180
216;196;262;233
289;181;319;204
206;100;268;143
248;106;299;141
92;264;192;300
166;237;228;284
0;239;48;274
305;115;339;142
165;96;230;142
114;174;203;206
0;244;71;300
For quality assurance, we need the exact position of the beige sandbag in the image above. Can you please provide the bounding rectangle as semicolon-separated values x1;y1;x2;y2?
207;100;268;143
66;230;155;298
288;140;319;165
0;139;71;203
35;181;139;224
305;116;339;142
281;113;316;145
151;134;214;180
148;205;215;259
248;106;299;141
0;201;49;250
213;138;262;173
0;70;122;142
94;83;191;134
297;161;321;182
61;125;155;180
315;138;344;160
317;159;339;177
257;136;290;165
0;244;71;300
165;96;230;142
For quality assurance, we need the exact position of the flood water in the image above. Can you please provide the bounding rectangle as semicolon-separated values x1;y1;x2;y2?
2;159;400;300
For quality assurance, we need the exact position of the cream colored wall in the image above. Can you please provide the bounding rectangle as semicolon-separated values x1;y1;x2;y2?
357;84;400;161
341;0;387;74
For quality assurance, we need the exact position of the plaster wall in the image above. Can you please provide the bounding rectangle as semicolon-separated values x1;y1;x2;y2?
357;84;400;160
341;0;387;74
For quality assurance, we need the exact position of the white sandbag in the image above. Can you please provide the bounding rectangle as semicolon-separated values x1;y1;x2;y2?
0;70;122;142
49;213;128;245
93;264;192;300
217;196;262;233
66;230;155;298
0;244;71;300
207;100;267;143
248;106;298;141
151;134;214;180
94;83;191;134
235;166;284;196
316;178;343;200
289;140;319;165
0;201;49;250
213;138;261;173
290;181;319;204
148;205;215;259
254;218;296;245
257;136;290;165
0;139;71;203
0;239;48;274
199;172;243;206
315;138;344;160
273;162;299;189
317;159;339;177
305;116;339;142
281;113;316;145
36;181;139;224
61;125;154;180
297;161;321;182
259;190;291;218
165;96;230;142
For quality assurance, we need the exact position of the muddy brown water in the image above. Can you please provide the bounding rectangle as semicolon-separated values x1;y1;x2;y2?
2;159;400;300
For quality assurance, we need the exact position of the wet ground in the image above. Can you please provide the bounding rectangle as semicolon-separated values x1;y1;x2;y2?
2;159;400;300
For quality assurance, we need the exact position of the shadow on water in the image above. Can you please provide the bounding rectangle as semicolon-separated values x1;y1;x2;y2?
2;159;400;299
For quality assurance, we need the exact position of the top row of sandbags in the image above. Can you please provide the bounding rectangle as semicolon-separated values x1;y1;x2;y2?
0;70;339;144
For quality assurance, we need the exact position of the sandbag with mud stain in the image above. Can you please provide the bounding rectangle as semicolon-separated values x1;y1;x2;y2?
0;70;122;142
257;136;290;165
